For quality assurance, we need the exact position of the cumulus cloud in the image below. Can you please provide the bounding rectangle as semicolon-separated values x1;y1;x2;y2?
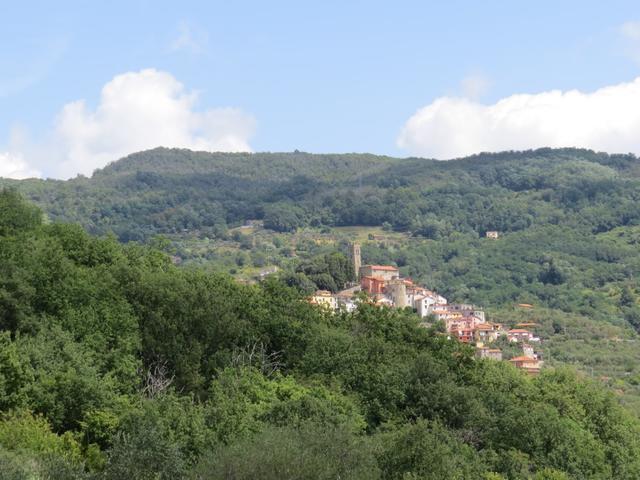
0;69;255;179
397;77;640;159
0;152;40;179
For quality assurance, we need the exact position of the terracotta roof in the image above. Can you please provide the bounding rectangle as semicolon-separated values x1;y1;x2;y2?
369;265;399;271
509;356;538;362
476;324;493;330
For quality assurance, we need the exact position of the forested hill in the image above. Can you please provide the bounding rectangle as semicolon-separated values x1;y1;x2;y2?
2;190;640;479
7;147;640;417
3;147;640;241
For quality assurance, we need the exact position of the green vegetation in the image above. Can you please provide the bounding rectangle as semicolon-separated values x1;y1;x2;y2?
5;147;639;240
3;190;640;478
5;148;640;403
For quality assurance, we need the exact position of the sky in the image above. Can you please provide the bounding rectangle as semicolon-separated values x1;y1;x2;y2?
2;0;640;179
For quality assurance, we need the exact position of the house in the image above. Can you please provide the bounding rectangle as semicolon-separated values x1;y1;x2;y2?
451;326;474;343
446;304;485;322
361;275;386;294
335;286;360;312
485;231;499;239
477;347;503;361
522;344;536;358
509;356;543;375
507;329;540;343
309;290;338;310
474;323;499;343
359;265;400;281
374;295;394;307
413;295;430;318
412;289;446;318
416;290;447;307
437;310;463;323
447;315;482;343
258;266;279;278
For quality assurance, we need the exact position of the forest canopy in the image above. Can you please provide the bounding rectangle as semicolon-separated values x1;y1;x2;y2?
1;190;640;479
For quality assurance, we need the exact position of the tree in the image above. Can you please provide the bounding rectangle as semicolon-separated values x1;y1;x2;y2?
0;189;42;236
193;423;379;480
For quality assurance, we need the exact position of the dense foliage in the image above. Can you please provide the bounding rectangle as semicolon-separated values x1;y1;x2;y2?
1;190;640;479
4;147;640;240
21;147;639;408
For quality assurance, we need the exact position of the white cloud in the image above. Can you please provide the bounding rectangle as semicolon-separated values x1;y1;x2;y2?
397;77;640;159
1;69;255;179
0;152;40;179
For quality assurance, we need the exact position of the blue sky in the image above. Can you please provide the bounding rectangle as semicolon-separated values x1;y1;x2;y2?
2;1;640;178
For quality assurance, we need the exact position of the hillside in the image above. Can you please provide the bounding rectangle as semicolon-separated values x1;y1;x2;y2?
2;190;640;479
5;147;640;241
5;147;640;411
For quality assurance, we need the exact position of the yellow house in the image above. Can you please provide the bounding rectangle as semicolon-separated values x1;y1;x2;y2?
309;290;338;310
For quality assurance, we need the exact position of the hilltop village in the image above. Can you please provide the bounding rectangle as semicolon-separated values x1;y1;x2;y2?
309;243;544;374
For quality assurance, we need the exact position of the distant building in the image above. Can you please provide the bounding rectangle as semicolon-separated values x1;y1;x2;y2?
309;290;338;310
509;356;543;375
413;295;433;318
474;323;499;343
507;329;540;343
350;243;362;280
374;295;394;307
451;325;474;343
258;266;279;278
361;276;386;294
335;287;359;312
485;231;499;239
359;265;399;281
477;347;503;361
240;219;264;228
447;304;485;322
522;344;536;358
386;279;408;308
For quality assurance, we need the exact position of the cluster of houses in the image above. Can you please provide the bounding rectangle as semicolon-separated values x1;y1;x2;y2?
308;243;544;375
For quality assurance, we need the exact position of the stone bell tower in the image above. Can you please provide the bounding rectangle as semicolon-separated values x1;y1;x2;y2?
350;242;361;280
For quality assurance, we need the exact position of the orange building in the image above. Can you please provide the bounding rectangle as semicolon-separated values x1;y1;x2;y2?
359;265;399;281
360;276;386;294
507;329;538;342
509;356;542;375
